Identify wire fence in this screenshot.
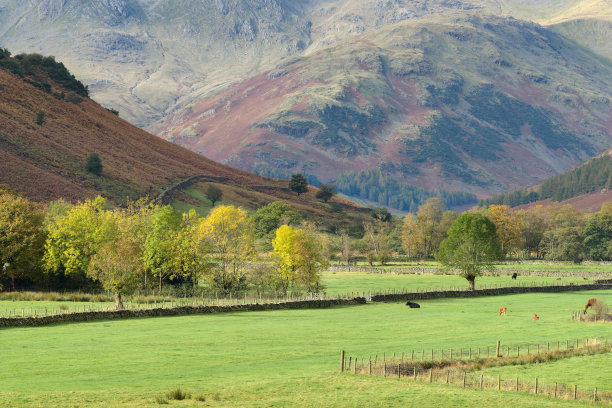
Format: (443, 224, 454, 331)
(341, 338, 611, 404)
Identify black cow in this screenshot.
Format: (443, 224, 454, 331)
(511, 272, 518, 280)
(406, 301, 420, 308)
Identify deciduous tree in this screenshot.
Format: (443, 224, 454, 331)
(436, 213, 503, 290)
(199, 205, 255, 293)
(272, 224, 327, 294)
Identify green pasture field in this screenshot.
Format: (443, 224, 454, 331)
(0, 273, 597, 317)
(474, 353, 612, 389)
(320, 272, 594, 296)
(1, 290, 610, 407)
(347, 261, 612, 273)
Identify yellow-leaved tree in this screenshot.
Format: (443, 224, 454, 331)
(488, 205, 521, 257)
(272, 224, 328, 294)
(198, 205, 255, 293)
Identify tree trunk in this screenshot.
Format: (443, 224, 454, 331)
(115, 292, 124, 310)
(467, 276, 475, 291)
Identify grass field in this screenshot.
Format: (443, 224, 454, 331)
(0, 273, 598, 317)
(1, 290, 610, 407)
(320, 272, 594, 296)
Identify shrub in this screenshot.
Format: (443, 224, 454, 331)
(86, 153, 103, 176)
(35, 111, 45, 126)
(66, 91, 83, 104)
(194, 394, 206, 402)
(166, 387, 190, 400)
(154, 395, 168, 404)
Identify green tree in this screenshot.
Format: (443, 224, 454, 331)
(315, 184, 336, 203)
(44, 196, 110, 280)
(583, 204, 612, 261)
(0, 189, 46, 290)
(143, 205, 182, 291)
(253, 202, 301, 243)
(169, 210, 211, 289)
(289, 173, 308, 196)
(436, 213, 503, 290)
(86, 153, 103, 176)
(205, 185, 223, 206)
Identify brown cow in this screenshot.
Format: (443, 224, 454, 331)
(533, 313, 539, 321)
(584, 298, 597, 314)
(499, 307, 507, 316)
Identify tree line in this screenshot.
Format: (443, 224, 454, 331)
(481, 155, 611, 207)
(1, 185, 609, 302)
(0, 187, 328, 308)
(334, 168, 477, 212)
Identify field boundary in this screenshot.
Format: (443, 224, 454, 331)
(341, 338, 611, 404)
(370, 283, 612, 302)
(0, 298, 366, 328)
(328, 265, 612, 278)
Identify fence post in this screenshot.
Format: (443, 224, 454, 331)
(429, 369, 433, 383)
(463, 372, 466, 388)
(411, 350, 414, 362)
(413, 367, 417, 381)
(368, 357, 372, 375)
(447, 370, 450, 384)
(384, 362, 387, 377)
(354, 358, 357, 374)
(594, 387, 597, 403)
(547, 342, 549, 353)
(535, 378, 538, 394)
(480, 374, 483, 389)
(498, 376, 501, 390)
(496, 341, 501, 358)
(574, 385, 577, 400)
(554, 383, 557, 398)
(516, 377, 519, 392)
(450, 349, 453, 361)
(397, 363, 401, 378)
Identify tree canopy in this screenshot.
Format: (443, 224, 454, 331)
(436, 212, 503, 290)
(289, 173, 308, 196)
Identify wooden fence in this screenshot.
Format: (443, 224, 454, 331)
(341, 338, 611, 404)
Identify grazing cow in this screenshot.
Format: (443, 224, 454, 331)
(511, 273, 518, 280)
(406, 301, 420, 308)
(533, 313, 539, 321)
(499, 307, 507, 316)
(584, 298, 597, 314)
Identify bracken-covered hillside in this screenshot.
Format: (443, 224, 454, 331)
(0, 55, 371, 232)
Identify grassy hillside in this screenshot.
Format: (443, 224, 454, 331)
(0, 54, 371, 231)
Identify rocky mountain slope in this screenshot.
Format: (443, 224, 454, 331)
(150, 14, 612, 202)
(1, 0, 611, 209)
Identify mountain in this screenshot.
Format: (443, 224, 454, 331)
(0, 52, 371, 232)
(480, 146, 612, 211)
(150, 14, 612, 204)
(1, 0, 611, 210)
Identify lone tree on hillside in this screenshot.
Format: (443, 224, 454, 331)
(436, 212, 503, 290)
(316, 184, 336, 203)
(289, 173, 308, 196)
(86, 153, 102, 176)
(206, 185, 223, 206)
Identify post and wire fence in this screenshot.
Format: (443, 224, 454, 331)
(340, 338, 611, 404)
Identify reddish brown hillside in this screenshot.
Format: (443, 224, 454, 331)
(0, 66, 370, 230)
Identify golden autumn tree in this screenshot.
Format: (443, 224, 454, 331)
(199, 205, 255, 293)
(488, 205, 521, 257)
(272, 224, 328, 294)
